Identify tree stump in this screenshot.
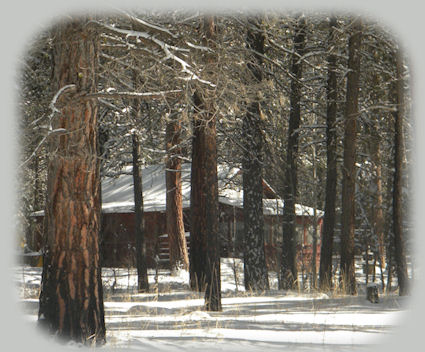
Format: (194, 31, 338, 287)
(367, 283, 379, 303)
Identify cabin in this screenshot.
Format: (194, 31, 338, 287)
(31, 163, 323, 270)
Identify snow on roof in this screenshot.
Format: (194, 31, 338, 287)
(218, 192, 322, 217)
(101, 164, 192, 214)
(101, 163, 323, 217)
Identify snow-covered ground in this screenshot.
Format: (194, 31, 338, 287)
(15, 258, 410, 351)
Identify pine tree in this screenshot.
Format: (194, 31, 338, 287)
(190, 92, 208, 291)
(132, 132, 149, 292)
(280, 15, 306, 290)
(319, 16, 338, 291)
(166, 111, 189, 272)
(189, 16, 222, 311)
(392, 49, 409, 296)
(38, 19, 106, 345)
(340, 18, 362, 295)
(242, 17, 269, 292)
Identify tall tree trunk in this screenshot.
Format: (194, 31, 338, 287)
(367, 71, 386, 278)
(38, 19, 105, 345)
(392, 50, 409, 296)
(189, 16, 221, 311)
(166, 112, 189, 272)
(132, 132, 149, 292)
(190, 101, 208, 291)
(340, 18, 362, 295)
(369, 119, 386, 291)
(203, 102, 221, 311)
(280, 16, 306, 290)
(319, 16, 338, 291)
(243, 17, 269, 292)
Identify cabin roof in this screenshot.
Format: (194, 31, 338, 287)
(101, 163, 323, 217)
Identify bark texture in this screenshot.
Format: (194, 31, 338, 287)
(319, 16, 338, 291)
(166, 113, 189, 272)
(369, 110, 386, 291)
(132, 132, 149, 292)
(340, 18, 362, 295)
(189, 16, 222, 311)
(280, 16, 305, 290)
(243, 18, 269, 292)
(190, 101, 208, 291)
(38, 19, 105, 345)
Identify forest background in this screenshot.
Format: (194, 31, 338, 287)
(2, 0, 425, 352)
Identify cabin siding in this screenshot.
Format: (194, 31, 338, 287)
(33, 205, 322, 270)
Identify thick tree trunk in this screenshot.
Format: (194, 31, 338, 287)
(190, 104, 208, 291)
(243, 18, 269, 292)
(166, 113, 189, 272)
(392, 50, 409, 296)
(132, 132, 149, 292)
(280, 16, 305, 290)
(319, 16, 338, 291)
(203, 103, 221, 311)
(190, 90, 222, 309)
(340, 18, 362, 295)
(38, 19, 105, 345)
(189, 16, 221, 311)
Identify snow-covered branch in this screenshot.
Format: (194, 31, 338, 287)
(120, 10, 178, 39)
(30, 84, 76, 127)
(186, 41, 212, 52)
(22, 85, 78, 167)
(94, 21, 215, 87)
(20, 128, 69, 167)
(49, 84, 77, 112)
(85, 89, 183, 100)
(267, 38, 324, 71)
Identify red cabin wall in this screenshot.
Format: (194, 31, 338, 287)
(32, 207, 322, 271)
(101, 212, 167, 268)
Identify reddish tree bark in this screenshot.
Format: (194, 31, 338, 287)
(38, 19, 105, 345)
(189, 16, 221, 311)
(166, 113, 189, 272)
(190, 102, 208, 291)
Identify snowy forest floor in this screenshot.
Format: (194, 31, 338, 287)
(15, 258, 411, 351)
